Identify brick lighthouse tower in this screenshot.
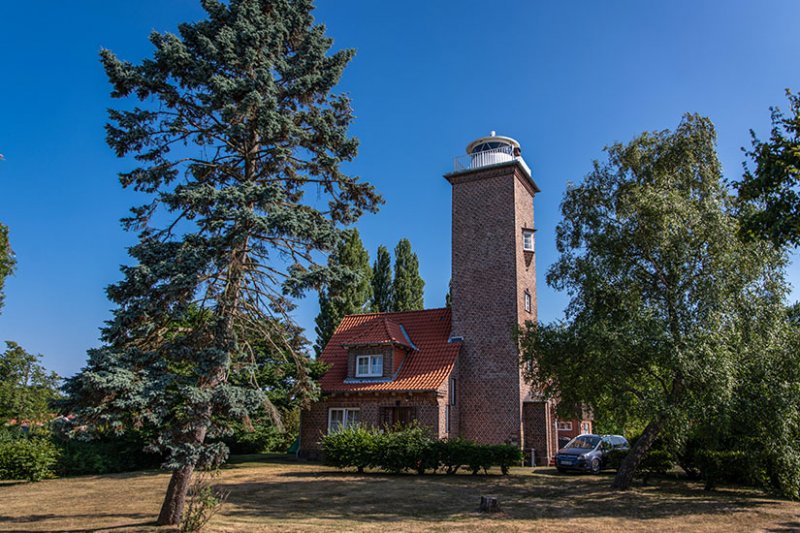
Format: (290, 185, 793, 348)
(445, 132, 540, 446)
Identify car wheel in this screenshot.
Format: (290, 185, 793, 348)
(590, 458, 601, 474)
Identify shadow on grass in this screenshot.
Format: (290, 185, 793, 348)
(0, 513, 156, 533)
(218, 467, 778, 525)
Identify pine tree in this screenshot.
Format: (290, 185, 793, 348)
(391, 238, 424, 311)
(62, 1, 380, 525)
(314, 229, 372, 355)
(371, 245, 392, 312)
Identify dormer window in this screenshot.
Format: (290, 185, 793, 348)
(522, 230, 534, 251)
(355, 354, 383, 377)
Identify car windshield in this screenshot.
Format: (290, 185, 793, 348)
(564, 436, 600, 449)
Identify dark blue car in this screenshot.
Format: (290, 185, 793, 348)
(555, 434, 629, 474)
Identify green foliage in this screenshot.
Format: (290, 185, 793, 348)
(55, 431, 163, 476)
(0, 341, 61, 422)
(0, 436, 59, 481)
(0, 222, 14, 314)
(320, 426, 520, 475)
(435, 437, 471, 474)
(466, 444, 494, 475)
(491, 444, 523, 475)
(375, 424, 435, 474)
(391, 239, 424, 311)
(691, 449, 751, 491)
(180, 470, 230, 533)
(371, 245, 392, 312)
(314, 229, 373, 355)
(62, 0, 381, 523)
(637, 450, 674, 480)
(517, 114, 788, 489)
(320, 424, 379, 473)
(221, 422, 288, 455)
(738, 89, 800, 248)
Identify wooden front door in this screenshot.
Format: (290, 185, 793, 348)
(381, 406, 417, 428)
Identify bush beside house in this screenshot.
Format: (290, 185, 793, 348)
(320, 425, 522, 475)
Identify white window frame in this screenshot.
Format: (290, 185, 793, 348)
(524, 290, 532, 313)
(449, 377, 457, 406)
(445, 404, 451, 434)
(522, 230, 534, 251)
(557, 421, 573, 431)
(355, 354, 383, 377)
(327, 408, 360, 433)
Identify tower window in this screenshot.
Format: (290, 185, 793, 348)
(524, 290, 532, 313)
(522, 230, 534, 251)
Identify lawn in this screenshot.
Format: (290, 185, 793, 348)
(1, 455, 798, 532)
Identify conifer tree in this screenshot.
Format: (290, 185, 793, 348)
(391, 238, 424, 311)
(371, 244, 392, 312)
(313, 229, 372, 355)
(62, 0, 380, 525)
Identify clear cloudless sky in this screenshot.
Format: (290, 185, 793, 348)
(2, 1, 800, 378)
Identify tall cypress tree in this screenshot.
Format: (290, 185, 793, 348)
(391, 238, 425, 311)
(313, 228, 372, 355)
(0, 223, 14, 314)
(371, 244, 392, 312)
(62, 1, 380, 525)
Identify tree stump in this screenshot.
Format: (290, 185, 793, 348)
(479, 495, 501, 513)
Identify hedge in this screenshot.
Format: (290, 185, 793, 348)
(320, 425, 522, 475)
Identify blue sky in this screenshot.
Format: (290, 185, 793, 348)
(1, 1, 799, 378)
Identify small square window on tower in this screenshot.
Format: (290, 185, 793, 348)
(522, 229, 534, 251)
(524, 290, 532, 313)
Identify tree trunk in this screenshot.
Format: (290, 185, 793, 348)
(611, 417, 664, 490)
(157, 463, 195, 526)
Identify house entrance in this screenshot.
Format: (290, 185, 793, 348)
(381, 406, 417, 427)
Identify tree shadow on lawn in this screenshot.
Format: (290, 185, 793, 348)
(0, 512, 156, 533)
(219, 467, 779, 525)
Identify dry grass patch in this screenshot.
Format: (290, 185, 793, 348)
(0, 455, 798, 532)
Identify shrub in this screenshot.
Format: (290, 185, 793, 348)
(0, 437, 59, 481)
(180, 470, 230, 533)
(320, 424, 379, 473)
(694, 449, 750, 490)
(466, 443, 493, 475)
(222, 423, 287, 455)
(375, 424, 435, 474)
(56, 434, 163, 476)
(436, 437, 471, 475)
(491, 444, 523, 475)
(637, 449, 674, 482)
(321, 425, 522, 476)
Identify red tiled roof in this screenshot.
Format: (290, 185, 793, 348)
(341, 316, 416, 350)
(319, 308, 460, 393)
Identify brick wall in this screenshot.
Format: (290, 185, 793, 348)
(447, 162, 536, 446)
(299, 391, 444, 458)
